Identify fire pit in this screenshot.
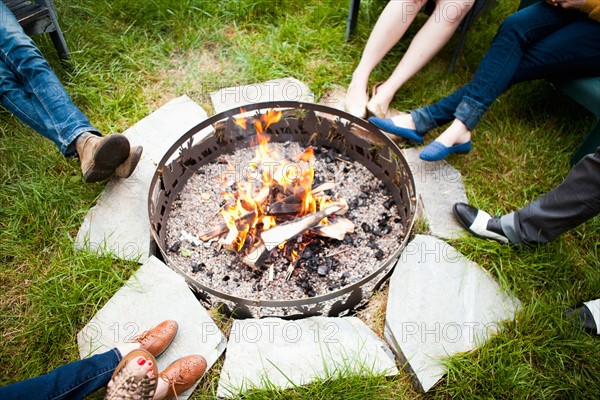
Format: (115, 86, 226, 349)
(148, 101, 416, 318)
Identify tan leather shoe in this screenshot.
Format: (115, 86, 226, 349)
(159, 355, 207, 399)
(76, 133, 130, 182)
(133, 320, 178, 357)
(114, 145, 143, 179)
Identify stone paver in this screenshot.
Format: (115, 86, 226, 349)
(77, 256, 227, 400)
(75, 95, 210, 262)
(210, 77, 314, 114)
(217, 316, 398, 398)
(402, 148, 468, 240)
(384, 234, 520, 392)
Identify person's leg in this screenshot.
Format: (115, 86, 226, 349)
(379, 2, 573, 138)
(0, 349, 122, 400)
(345, 0, 427, 117)
(367, 0, 476, 117)
(510, 17, 600, 84)
(425, 2, 580, 147)
(0, 2, 99, 156)
(0, 3, 143, 181)
(501, 147, 600, 245)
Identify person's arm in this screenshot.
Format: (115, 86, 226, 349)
(547, 0, 600, 21)
(581, 0, 600, 21)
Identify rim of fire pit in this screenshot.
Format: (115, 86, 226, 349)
(148, 101, 417, 317)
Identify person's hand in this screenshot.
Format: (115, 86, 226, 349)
(545, 0, 587, 10)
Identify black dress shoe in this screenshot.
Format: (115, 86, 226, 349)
(453, 202, 509, 244)
(567, 305, 598, 335)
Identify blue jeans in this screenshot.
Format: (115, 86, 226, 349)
(411, 2, 600, 134)
(0, 348, 121, 400)
(0, 2, 99, 156)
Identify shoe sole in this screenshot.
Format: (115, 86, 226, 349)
(94, 134, 130, 169)
(83, 135, 130, 183)
(83, 168, 117, 183)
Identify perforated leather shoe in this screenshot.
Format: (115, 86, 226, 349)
(133, 320, 178, 357)
(159, 355, 207, 399)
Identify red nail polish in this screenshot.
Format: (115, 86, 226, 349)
(137, 357, 146, 365)
(147, 361, 153, 366)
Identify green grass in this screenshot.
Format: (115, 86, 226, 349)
(2, 0, 600, 398)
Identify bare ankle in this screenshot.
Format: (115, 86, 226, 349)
(436, 123, 472, 147)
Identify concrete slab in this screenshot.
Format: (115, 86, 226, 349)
(217, 316, 398, 398)
(75, 95, 210, 262)
(402, 148, 468, 240)
(77, 256, 227, 400)
(210, 77, 314, 114)
(385, 235, 520, 392)
(317, 84, 346, 112)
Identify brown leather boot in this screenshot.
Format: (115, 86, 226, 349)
(76, 133, 130, 182)
(132, 320, 179, 357)
(159, 355, 207, 399)
(114, 145, 143, 179)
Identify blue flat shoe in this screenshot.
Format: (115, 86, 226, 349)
(368, 117, 424, 144)
(419, 140, 472, 161)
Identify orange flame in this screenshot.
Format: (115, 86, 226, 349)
(218, 108, 340, 265)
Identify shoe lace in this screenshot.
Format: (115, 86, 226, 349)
(127, 329, 150, 344)
(161, 374, 187, 400)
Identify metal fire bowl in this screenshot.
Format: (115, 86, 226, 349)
(148, 101, 416, 318)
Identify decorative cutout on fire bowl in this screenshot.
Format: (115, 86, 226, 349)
(148, 101, 416, 318)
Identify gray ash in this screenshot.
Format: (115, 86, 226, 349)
(165, 142, 404, 302)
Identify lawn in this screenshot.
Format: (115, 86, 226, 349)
(1, 0, 599, 398)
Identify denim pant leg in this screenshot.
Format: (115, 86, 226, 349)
(411, 2, 576, 133)
(0, 3, 99, 156)
(0, 348, 121, 400)
(511, 17, 600, 83)
(501, 147, 600, 245)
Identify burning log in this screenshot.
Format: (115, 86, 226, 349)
(198, 182, 336, 241)
(313, 217, 355, 240)
(221, 225, 240, 251)
(266, 202, 303, 215)
(243, 241, 269, 269)
(243, 203, 344, 269)
(261, 203, 343, 251)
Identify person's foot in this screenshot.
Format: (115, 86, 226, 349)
(106, 349, 158, 400)
(366, 82, 395, 118)
(76, 133, 130, 182)
(131, 320, 179, 357)
(420, 119, 472, 161)
(115, 145, 144, 179)
(419, 140, 472, 161)
(368, 114, 423, 143)
(344, 80, 369, 118)
(434, 118, 472, 147)
(154, 355, 207, 400)
(567, 305, 598, 335)
(453, 202, 509, 244)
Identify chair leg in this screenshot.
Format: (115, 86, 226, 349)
(449, 1, 481, 72)
(38, 0, 71, 62)
(571, 120, 600, 165)
(345, 0, 361, 42)
(49, 29, 70, 62)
